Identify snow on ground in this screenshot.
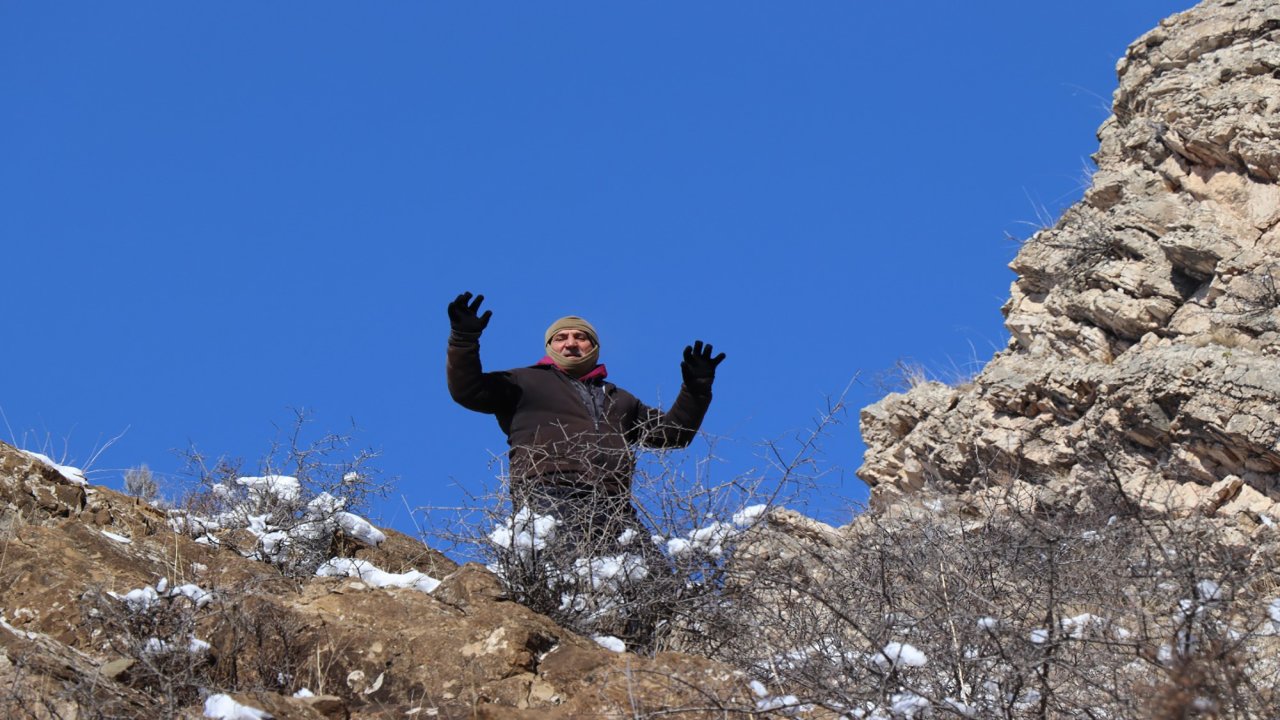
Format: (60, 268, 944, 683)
(593, 635, 626, 652)
(142, 636, 211, 656)
(106, 578, 217, 658)
(109, 578, 215, 611)
(169, 582, 216, 608)
(100, 530, 132, 543)
(18, 449, 87, 485)
(756, 692, 802, 713)
(315, 557, 441, 593)
(111, 584, 161, 613)
(889, 692, 931, 718)
(749, 680, 806, 715)
(203, 693, 270, 719)
(1059, 613, 1106, 639)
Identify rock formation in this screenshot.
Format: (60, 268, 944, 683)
(859, 0, 1280, 524)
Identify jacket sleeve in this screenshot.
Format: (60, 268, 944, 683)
(632, 385, 712, 449)
(446, 332, 520, 415)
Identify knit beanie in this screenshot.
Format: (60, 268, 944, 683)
(544, 315, 600, 376)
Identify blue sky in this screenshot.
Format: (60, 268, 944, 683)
(2, 2, 1191, 535)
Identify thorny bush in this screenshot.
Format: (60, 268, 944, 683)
(80, 576, 332, 717)
(84, 578, 216, 716)
(173, 409, 390, 578)
(701, 484, 1280, 719)
(431, 397, 846, 657)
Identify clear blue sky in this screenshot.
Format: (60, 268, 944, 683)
(2, 2, 1191, 534)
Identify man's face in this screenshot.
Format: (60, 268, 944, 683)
(549, 329, 595, 358)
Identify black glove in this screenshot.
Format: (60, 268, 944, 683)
(681, 340, 726, 395)
(448, 292, 492, 337)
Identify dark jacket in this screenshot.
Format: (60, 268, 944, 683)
(447, 333, 712, 495)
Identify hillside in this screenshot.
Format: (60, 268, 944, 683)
(4, 0, 1280, 717)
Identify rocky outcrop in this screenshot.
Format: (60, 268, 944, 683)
(859, 0, 1280, 523)
(0, 441, 754, 718)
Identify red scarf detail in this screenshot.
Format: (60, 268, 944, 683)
(538, 355, 608, 381)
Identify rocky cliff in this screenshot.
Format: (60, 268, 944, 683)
(859, 0, 1280, 524)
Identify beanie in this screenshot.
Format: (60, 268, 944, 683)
(544, 316, 599, 346)
(544, 316, 600, 376)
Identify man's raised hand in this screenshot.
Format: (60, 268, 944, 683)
(448, 292, 492, 337)
(681, 340, 726, 395)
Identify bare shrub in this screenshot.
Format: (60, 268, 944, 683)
(202, 580, 312, 695)
(83, 579, 215, 716)
(173, 409, 390, 577)
(432, 395, 848, 657)
(76, 575, 337, 716)
(123, 464, 159, 503)
(459, 452, 775, 655)
(699, 490, 1280, 718)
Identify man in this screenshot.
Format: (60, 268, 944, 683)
(446, 291, 725, 545)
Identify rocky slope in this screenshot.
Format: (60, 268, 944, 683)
(859, 0, 1280, 524)
(7, 1, 1278, 718)
(0, 441, 754, 719)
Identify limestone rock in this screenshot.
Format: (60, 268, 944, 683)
(859, 0, 1280, 525)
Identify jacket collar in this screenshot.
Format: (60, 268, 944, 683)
(537, 355, 608, 381)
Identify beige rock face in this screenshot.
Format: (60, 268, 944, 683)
(858, 0, 1280, 522)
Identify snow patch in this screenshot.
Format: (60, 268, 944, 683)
(203, 693, 270, 719)
(890, 692, 931, 717)
(315, 557, 441, 593)
(19, 450, 87, 486)
(874, 642, 927, 669)
(732, 504, 768, 527)
(593, 635, 626, 652)
(235, 474, 301, 503)
(489, 507, 558, 555)
(109, 578, 215, 611)
(1060, 613, 1106, 639)
(335, 511, 386, 546)
(756, 693, 802, 714)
